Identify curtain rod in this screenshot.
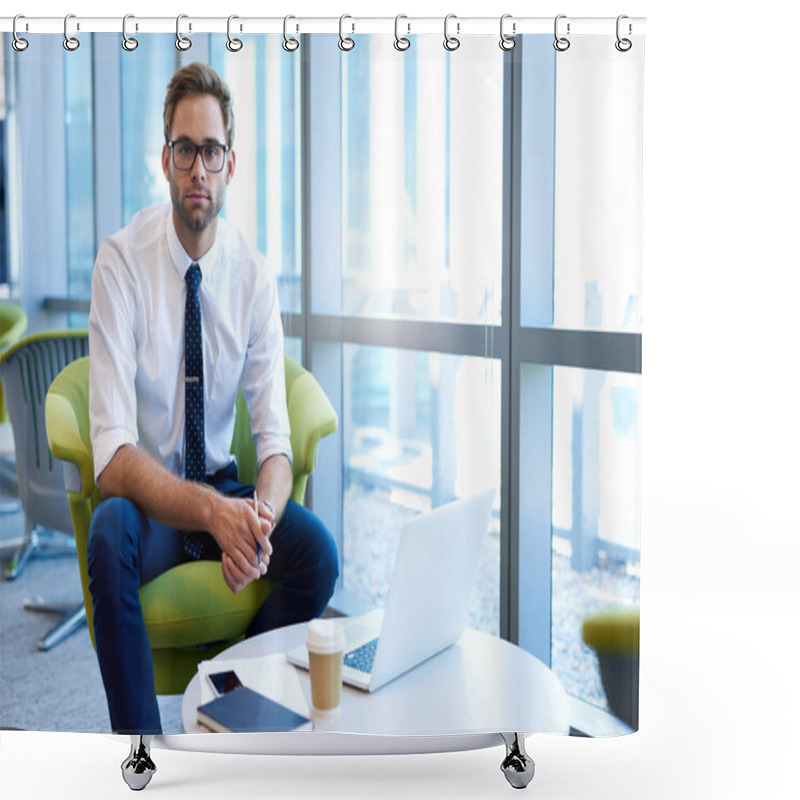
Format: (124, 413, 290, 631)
(0, 16, 646, 37)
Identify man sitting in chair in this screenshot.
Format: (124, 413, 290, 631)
(87, 63, 338, 734)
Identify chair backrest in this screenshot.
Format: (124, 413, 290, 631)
(0, 303, 29, 422)
(0, 330, 89, 532)
(230, 356, 338, 501)
(0, 303, 28, 349)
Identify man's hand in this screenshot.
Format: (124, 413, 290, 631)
(210, 496, 272, 594)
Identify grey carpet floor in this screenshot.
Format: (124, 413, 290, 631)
(0, 488, 183, 733)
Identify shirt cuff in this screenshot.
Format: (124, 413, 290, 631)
(256, 435, 293, 472)
(92, 428, 138, 484)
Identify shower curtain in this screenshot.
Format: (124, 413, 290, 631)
(0, 18, 644, 741)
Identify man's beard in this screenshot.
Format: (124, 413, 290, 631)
(170, 181, 223, 232)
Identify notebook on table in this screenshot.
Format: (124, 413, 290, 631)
(287, 489, 495, 692)
(197, 686, 313, 733)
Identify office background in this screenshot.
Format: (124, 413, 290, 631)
(2, 0, 799, 798)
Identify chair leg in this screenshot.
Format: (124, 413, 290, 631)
(23, 599, 87, 651)
(4, 523, 77, 580)
(5, 521, 38, 579)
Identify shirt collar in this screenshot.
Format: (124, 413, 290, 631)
(166, 204, 222, 280)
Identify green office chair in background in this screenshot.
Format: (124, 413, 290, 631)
(0, 330, 90, 650)
(0, 303, 28, 514)
(582, 608, 640, 729)
(0, 303, 28, 423)
(46, 354, 338, 694)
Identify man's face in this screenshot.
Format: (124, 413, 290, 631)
(161, 94, 235, 235)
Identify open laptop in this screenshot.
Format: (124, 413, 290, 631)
(287, 489, 495, 692)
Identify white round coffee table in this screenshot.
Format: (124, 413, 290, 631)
(169, 622, 568, 756)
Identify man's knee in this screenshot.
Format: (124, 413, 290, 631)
(286, 501, 339, 596)
(87, 496, 142, 576)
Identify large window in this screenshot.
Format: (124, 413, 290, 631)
(520, 364, 640, 710)
(3, 32, 642, 719)
(212, 35, 302, 314)
(120, 35, 176, 225)
(329, 35, 505, 636)
(514, 35, 642, 713)
(64, 37, 95, 321)
(342, 344, 501, 634)
(340, 35, 502, 325)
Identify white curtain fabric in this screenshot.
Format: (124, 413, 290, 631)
(1, 27, 643, 738)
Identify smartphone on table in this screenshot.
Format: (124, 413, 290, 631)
(207, 670, 243, 698)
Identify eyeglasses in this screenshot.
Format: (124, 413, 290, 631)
(168, 139, 229, 173)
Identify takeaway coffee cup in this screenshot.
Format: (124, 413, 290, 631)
(306, 618, 345, 713)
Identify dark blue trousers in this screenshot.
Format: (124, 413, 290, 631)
(86, 462, 338, 734)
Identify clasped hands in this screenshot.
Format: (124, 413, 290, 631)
(210, 495, 275, 594)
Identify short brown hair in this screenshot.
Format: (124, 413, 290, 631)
(163, 62, 235, 146)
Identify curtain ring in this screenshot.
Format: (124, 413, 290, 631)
(12, 15, 29, 52)
(553, 14, 570, 51)
(122, 14, 139, 51)
(615, 15, 632, 52)
(394, 14, 410, 52)
(227, 15, 243, 52)
(64, 14, 80, 51)
(499, 14, 515, 51)
(283, 15, 299, 52)
(175, 14, 192, 51)
(443, 14, 460, 51)
(339, 14, 355, 51)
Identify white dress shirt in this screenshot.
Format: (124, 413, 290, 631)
(89, 203, 292, 484)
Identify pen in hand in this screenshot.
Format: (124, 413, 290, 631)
(254, 489, 261, 567)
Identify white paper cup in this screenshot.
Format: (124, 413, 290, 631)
(306, 618, 345, 713)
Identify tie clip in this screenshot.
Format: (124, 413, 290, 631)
(185, 376, 200, 383)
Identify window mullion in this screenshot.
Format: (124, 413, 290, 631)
(92, 33, 122, 249)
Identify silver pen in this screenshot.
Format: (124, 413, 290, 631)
(254, 489, 261, 566)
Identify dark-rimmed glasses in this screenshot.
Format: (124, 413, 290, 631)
(167, 139, 229, 173)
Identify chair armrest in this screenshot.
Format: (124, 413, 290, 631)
(287, 372, 338, 478)
(45, 391, 95, 500)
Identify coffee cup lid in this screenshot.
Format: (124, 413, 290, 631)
(306, 618, 345, 653)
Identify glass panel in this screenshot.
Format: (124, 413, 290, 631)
(517, 35, 556, 329)
(342, 344, 500, 635)
(340, 35, 502, 324)
(519, 36, 642, 333)
(212, 35, 302, 314)
(64, 36, 95, 303)
(120, 35, 176, 224)
(552, 40, 643, 333)
(283, 336, 302, 366)
(551, 364, 640, 709)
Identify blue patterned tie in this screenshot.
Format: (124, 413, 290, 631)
(183, 263, 206, 559)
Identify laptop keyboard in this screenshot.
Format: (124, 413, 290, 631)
(343, 637, 379, 674)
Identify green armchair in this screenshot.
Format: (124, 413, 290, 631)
(45, 355, 337, 694)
